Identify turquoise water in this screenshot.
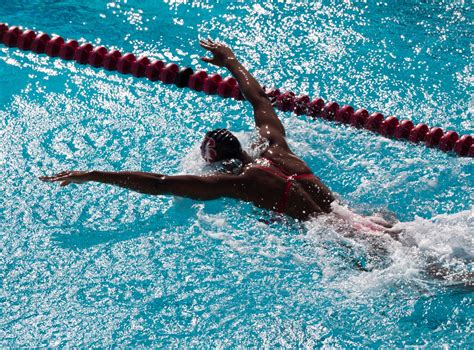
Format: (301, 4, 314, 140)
(1, 0, 473, 347)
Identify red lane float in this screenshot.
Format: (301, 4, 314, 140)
(145, 60, 164, 80)
(0, 23, 8, 42)
(453, 135, 472, 156)
(88, 46, 107, 67)
(203, 74, 222, 95)
(131, 56, 150, 77)
(321, 102, 339, 120)
(425, 127, 444, 147)
(160, 63, 179, 84)
(1, 23, 472, 157)
(59, 40, 79, 60)
(276, 91, 295, 112)
(117, 53, 136, 74)
(31, 33, 51, 54)
(307, 98, 324, 118)
(45, 36, 65, 57)
(335, 105, 354, 124)
(103, 50, 121, 70)
(394, 120, 414, 139)
(217, 77, 237, 98)
(365, 113, 384, 132)
(293, 95, 310, 115)
(350, 109, 368, 128)
(17, 30, 36, 50)
(74, 43, 93, 64)
(2, 26, 22, 47)
(188, 70, 207, 91)
(380, 116, 399, 137)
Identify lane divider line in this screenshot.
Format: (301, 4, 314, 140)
(1, 23, 472, 157)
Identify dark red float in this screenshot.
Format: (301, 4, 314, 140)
(17, 30, 36, 51)
(74, 43, 93, 64)
(350, 108, 369, 128)
(203, 74, 222, 95)
(103, 50, 122, 70)
(145, 60, 164, 81)
(232, 85, 244, 100)
(88, 46, 107, 67)
(0, 23, 8, 42)
(409, 123, 429, 142)
(365, 113, 384, 132)
(188, 70, 208, 91)
(425, 127, 444, 147)
(380, 116, 399, 137)
(394, 120, 414, 139)
(293, 95, 310, 115)
(2, 26, 22, 47)
(217, 77, 237, 98)
(276, 92, 296, 112)
(264, 87, 281, 104)
(117, 53, 136, 74)
(321, 102, 339, 120)
(59, 40, 79, 60)
(453, 135, 473, 156)
(31, 33, 51, 54)
(160, 63, 179, 84)
(131, 56, 151, 77)
(307, 98, 324, 118)
(334, 105, 354, 124)
(438, 131, 459, 152)
(45, 36, 65, 57)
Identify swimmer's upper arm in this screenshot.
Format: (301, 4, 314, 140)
(162, 173, 251, 201)
(252, 95, 289, 149)
(222, 59, 288, 149)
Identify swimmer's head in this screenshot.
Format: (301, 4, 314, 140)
(200, 129, 243, 163)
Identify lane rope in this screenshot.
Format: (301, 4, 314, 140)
(1, 23, 472, 157)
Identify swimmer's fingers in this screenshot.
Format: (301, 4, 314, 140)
(39, 174, 69, 182)
(39, 171, 89, 184)
(200, 56, 215, 64)
(39, 171, 74, 181)
(199, 39, 216, 51)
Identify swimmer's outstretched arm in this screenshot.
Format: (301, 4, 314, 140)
(39, 171, 249, 200)
(199, 38, 289, 148)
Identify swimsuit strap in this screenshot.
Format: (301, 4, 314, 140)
(257, 157, 315, 214)
(277, 181, 294, 213)
(262, 157, 292, 176)
(292, 173, 315, 180)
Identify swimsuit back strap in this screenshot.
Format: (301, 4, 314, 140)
(292, 173, 314, 180)
(262, 157, 292, 176)
(276, 181, 293, 213)
(256, 159, 315, 213)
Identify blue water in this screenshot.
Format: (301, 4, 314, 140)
(1, 0, 473, 347)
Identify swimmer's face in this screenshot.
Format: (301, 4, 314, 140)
(200, 129, 242, 164)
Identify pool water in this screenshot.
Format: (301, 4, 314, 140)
(1, 0, 473, 347)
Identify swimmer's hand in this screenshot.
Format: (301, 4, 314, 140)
(39, 171, 91, 187)
(199, 38, 236, 67)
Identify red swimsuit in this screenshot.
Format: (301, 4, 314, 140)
(254, 157, 314, 213)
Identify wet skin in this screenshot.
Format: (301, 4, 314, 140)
(40, 39, 335, 221)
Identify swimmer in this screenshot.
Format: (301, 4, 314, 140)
(38, 39, 384, 226)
